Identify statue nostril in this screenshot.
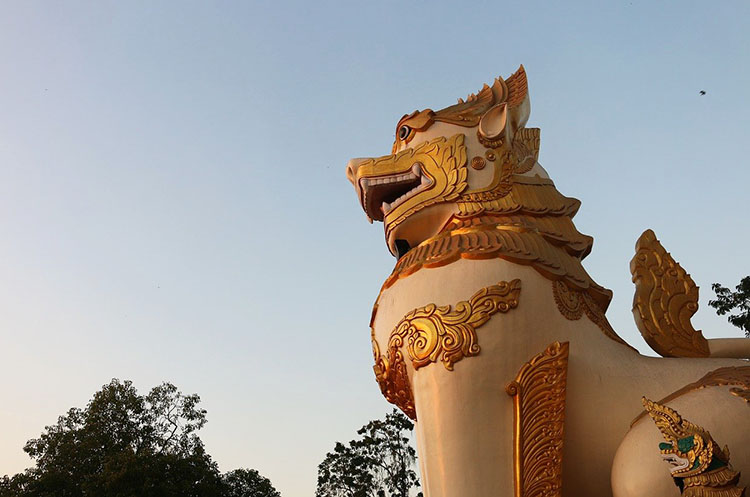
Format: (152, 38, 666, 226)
(346, 158, 370, 186)
(346, 160, 361, 186)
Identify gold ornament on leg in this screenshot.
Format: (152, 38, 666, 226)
(506, 341, 569, 497)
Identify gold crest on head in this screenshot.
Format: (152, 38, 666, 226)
(392, 65, 530, 152)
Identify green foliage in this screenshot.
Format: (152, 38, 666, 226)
(223, 468, 281, 497)
(0, 379, 280, 497)
(709, 276, 750, 337)
(315, 410, 421, 497)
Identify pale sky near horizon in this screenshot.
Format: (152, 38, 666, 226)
(1, 1, 749, 496)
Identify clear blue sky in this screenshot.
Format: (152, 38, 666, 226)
(1, 1, 748, 496)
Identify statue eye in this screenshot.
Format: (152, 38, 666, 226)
(398, 125, 412, 141)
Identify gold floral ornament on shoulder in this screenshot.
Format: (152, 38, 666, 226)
(372, 280, 521, 419)
(398, 279, 521, 370)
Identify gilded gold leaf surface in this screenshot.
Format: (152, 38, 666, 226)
(356, 133, 468, 231)
(631, 229, 710, 358)
(399, 280, 521, 371)
(506, 341, 569, 497)
(371, 281, 521, 419)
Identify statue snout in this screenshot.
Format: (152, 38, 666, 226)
(346, 157, 369, 186)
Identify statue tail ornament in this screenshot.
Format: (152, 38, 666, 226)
(631, 230, 750, 359)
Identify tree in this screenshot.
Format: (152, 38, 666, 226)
(223, 469, 281, 497)
(315, 410, 421, 497)
(709, 276, 750, 337)
(0, 379, 280, 497)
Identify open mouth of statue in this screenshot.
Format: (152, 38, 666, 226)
(359, 163, 433, 222)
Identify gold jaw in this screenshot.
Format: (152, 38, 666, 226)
(353, 133, 469, 243)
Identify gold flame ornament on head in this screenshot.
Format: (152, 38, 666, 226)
(643, 398, 745, 497)
(391, 65, 530, 153)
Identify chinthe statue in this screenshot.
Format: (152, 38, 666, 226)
(345, 66, 750, 497)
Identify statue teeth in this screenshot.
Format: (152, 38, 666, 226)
(421, 175, 429, 185)
(382, 201, 391, 213)
(411, 163, 421, 176)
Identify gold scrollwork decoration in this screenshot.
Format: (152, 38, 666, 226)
(372, 338, 416, 420)
(506, 341, 569, 497)
(371, 280, 522, 419)
(470, 156, 486, 170)
(400, 279, 521, 371)
(631, 229, 710, 358)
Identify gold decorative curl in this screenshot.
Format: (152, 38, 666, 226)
(631, 229, 710, 358)
(470, 156, 486, 170)
(506, 341, 569, 497)
(400, 280, 521, 370)
(371, 281, 521, 419)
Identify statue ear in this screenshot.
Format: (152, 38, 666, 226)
(478, 103, 507, 141)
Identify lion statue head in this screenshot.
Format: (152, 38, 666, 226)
(346, 66, 547, 258)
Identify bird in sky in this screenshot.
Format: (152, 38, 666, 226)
(699, 90, 706, 95)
